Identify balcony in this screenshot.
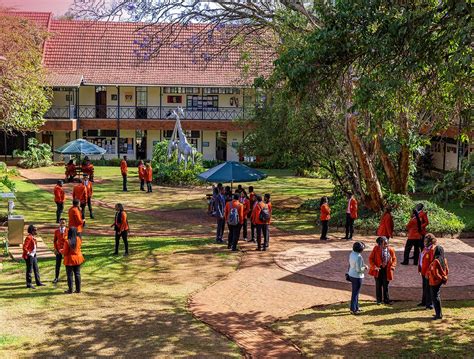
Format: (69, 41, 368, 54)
(45, 105, 246, 121)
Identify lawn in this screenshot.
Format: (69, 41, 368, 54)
(274, 301, 474, 358)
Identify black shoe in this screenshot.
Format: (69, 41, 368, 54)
(320, 238, 328, 240)
(384, 301, 393, 305)
(346, 237, 352, 241)
(432, 315, 442, 320)
(376, 302, 382, 305)
(231, 249, 238, 252)
(400, 262, 409, 265)
(74, 290, 81, 294)
(426, 305, 433, 310)
(124, 252, 129, 257)
(417, 302, 425, 307)
(90, 215, 94, 219)
(36, 282, 46, 287)
(27, 285, 36, 289)
(256, 248, 261, 251)
(64, 290, 72, 294)
(52, 278, 58, 284)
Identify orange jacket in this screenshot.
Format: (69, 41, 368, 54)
(84, 181, 93, 198)
(114, 210, 129, 233)
(68, 206, 84, 233)
(320, 203, 331, 221)
(138, 164, 146, 180)
(65, 163, 77, 177)
(368, 246, 397, 281)
(427, 258, 449, 286)
(62, 237, 85, 266)
(120, 159, 128, 175)
(73, 183, 88, 204)
(348, 198, 358, 219)
(240, 198, 251, 217)
(376, 212, 394, 238)
(54, 227, 68, 252)
(406, 216, 422, 240)
(224, 200, 244, 225)
(54, 185, 65, 203)
(145, 166, 153, 182)
(419, 210, 429, 236)
(419, 245, 436, 277)
(22, 234, 37, 260)
(251, 202, 272, 225)
(82, 163, 94, 176)
(249, 192, 256, 207)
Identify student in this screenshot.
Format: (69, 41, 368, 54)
(112, 203, 129, 256)
(145, 162, 153, 193)
(320, 196, 330, 240)
(418, 233, 437, 309)
(377, 206, 394, 239)
(53, 218, 68, 284)
(54, 180, 65, 223)
(120, 155, 128, 192)
(262, 193, 272, 249)
(22, 225, 45, 289)
(83, 174, 94, 219)
(344, 192, 358, 240)
(427, 245, 449, 320)
(68, 199, 84, 237)
(417, 203, 429, 239)
(368, 237, 397, 305)
(224, 186, 232, 203)
(65, 159, 77, 183)
(81, 157, 95, 182)
(239, 191, 251, 241)
(248, 186, 256, 242)
(401, 209, 423, 265)
(224, 193, 244, 251)
(61, 227, 85, 294)
(251, 194, 272, 251)
(72, 178, 88, 220)
(138, 160, 146, 191)
(348, 241, 367, 314)
(215, 187, 226, 244)
(235, 184, 247, 197)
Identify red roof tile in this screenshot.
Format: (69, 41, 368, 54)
(4, 11, 52, 29)
(45, 72, 83, 87)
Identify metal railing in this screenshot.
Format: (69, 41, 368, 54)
(44, 105, 77, 119)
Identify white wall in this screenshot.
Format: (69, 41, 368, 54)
(147, 130, 161, 160)
(202, 131, 216, 160)
(226, 130, 243, 162)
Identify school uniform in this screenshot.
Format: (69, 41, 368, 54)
(54, 185, 65, 223)
(403, 217, 423, 264)
(418, 244, 436, 308)
(145, 166, 153, 193)
(248, 192, 256, 241)
(53, 227, 68, 281)
(320, 203, 331, 240)
(419, 210, 429, 238)
(82, 163, 94, 182)
(73, 183, 88, 219)
(345, 197, 358, 239)
(240, 197, 251, 240)
(138, 164, 146, 191)
(376, 212, 394, 239)
(427, 258, 449, 318)
(22, 234, 42, 288)
(68, 206, 84, 236)
(65, 163, 77, 182)
(368, 245, 397, 304)
(120, 160, 128, 191)
(251, 201, 272, 250)
(84, 180, 94, 218)
(224, 200, 244, 251)
(215, 194, 226, 243)
(114, 210, 129, 255)
(62, 237, 85, 293)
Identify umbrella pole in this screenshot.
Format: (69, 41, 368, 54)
(231, 180, 233, 192)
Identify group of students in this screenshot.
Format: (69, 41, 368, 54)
(212, 184, 272, 252)
(65, 157, 94, 183)
(319, 192, 359, 241)
(120, 155, 153, 193)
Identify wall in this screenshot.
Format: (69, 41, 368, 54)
(202, 131, 216, 160)
(147, 130, 161, 160)
(226, 130, 244, 162)
(119, 129, 136, 160)
(78, 86, 95, 106)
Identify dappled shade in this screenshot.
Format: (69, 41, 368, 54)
(198, 161, 267, 183)
(54, 139, 106, 155)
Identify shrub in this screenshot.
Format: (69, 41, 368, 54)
(13, 138, 53, 168)
(202, 159, 224, 169)
(151, 140, 205, 186)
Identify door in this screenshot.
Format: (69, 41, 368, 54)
(136, 87, 148, 119)
(95, 87, 107, 118)
(216, 131, 227, 161)
(136, 130, 147, 159)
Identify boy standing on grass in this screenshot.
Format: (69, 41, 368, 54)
(53, 218, 68, 284)
(83, 174, 94, 219)
(344, 192, 358, 240)
(54, 180, 65, 223)
(120, 155, 128, 192)
(145, 162, 153, 193)
(68, 199, 85, 238)
(138, 160, 146, 191)
(23, 225, 45, 289)
(72, 177, 88, 220)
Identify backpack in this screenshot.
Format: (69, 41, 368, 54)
(227, 205, 240, 226)
(259, 203, 270, 222)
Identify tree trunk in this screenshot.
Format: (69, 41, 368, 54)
(375, 134, 400, 193)
(397, 113, 410, 194)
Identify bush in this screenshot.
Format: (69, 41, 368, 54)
(202, 159, 224, 169)
(13, 138, 53, 168)
(151, 140, 205, 186)
(301, 193, 465, 235)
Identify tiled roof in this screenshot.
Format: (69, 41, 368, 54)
(5, 11, 52, 29)
(45, 72, 83, 87)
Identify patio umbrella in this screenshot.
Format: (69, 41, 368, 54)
(54, 139, 106, 156)
(198, 161, 267, 188)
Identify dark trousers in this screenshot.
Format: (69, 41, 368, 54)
(241, 218, 248, 240)
(87, 197, 93, 218)
(421, 276, 432, 306)
(26, 255, 41, 286)
(56, 202, 64, 223)
(66, 265, 81, 293)
(349, 276, 362, 312)
(403, 239, 423, 264)
(250, 222, 256, 241)
(375, 267, 390, 303)
(80, 202, 86, 220)
(216, 217, 225, 242)
(146, 181, 152, 192)
(115, 230, 129, 254)
(55, 253, 63, 280)
(345, 214, 354, 239)
(256, 224, 269, 250)
(430, 283, 443, 318)
(140, 179, 145, 191)
(228, 224, 242, 251)
(122, 174, 128, 191)
(321, 220, 329, 239)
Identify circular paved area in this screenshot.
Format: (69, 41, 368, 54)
(275, 245, 474, 288)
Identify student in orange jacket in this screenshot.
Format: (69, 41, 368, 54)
(377, 206, 394, 239)
(401, 209, 423, 265)
(417, 203, 429, 238)
(73, 178, 88, 219)
(224, 193, 244, 251)
(239, 191, 251, 241)
(368, 237, 397, 304)
(248, 186, 257, 242)
(53, 218, 68, 284)
(418, 233, 437, 309)
(251, 194, 273, 251)
(320, 196, 331, 240)
(81, 157, 95, 182)
(344, 192, 358, 240)
(54, 180, 65, 223)
(138, 160, 146, 191)
(61, 227, 85, 294)
(83, 174, 94, 219)
(145, 162, 153, 193)
(65, 159, 77, 183)
(68, 199, 85, 236)
(112, 203, 129, 256)
(427, 245, 449, 320)
(120, 155, 128, 192)
(22, 225, 45, 289)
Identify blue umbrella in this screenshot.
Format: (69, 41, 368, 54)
(54, 139, 106, 155)
(198, 161, 267, 185)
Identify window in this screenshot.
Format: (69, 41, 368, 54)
(163, 87, 199, 94)
(431, 143, 441, 153)
(83, 130, 117, 137)
(163, 130, 174, 139)
(203, 87, 240, 94)
(95, 86, 106, 93)
(167, 95, 183, 103)
(447, 146, 457, 154)
(186, 95, 218, 110)
(136, 87, 147, 107)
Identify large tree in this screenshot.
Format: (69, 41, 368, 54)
(0, 12, 52, 133)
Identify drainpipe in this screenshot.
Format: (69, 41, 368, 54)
(117, 86, 121, 159)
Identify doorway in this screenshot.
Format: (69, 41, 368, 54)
(136, 130, 147, 159)
(216, 131, 227, 161)
(95, 86, 107, 118)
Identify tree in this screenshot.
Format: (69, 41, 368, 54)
(0, 12, 52, 133)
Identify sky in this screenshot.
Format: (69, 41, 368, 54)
(0, 0, 73, 15)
